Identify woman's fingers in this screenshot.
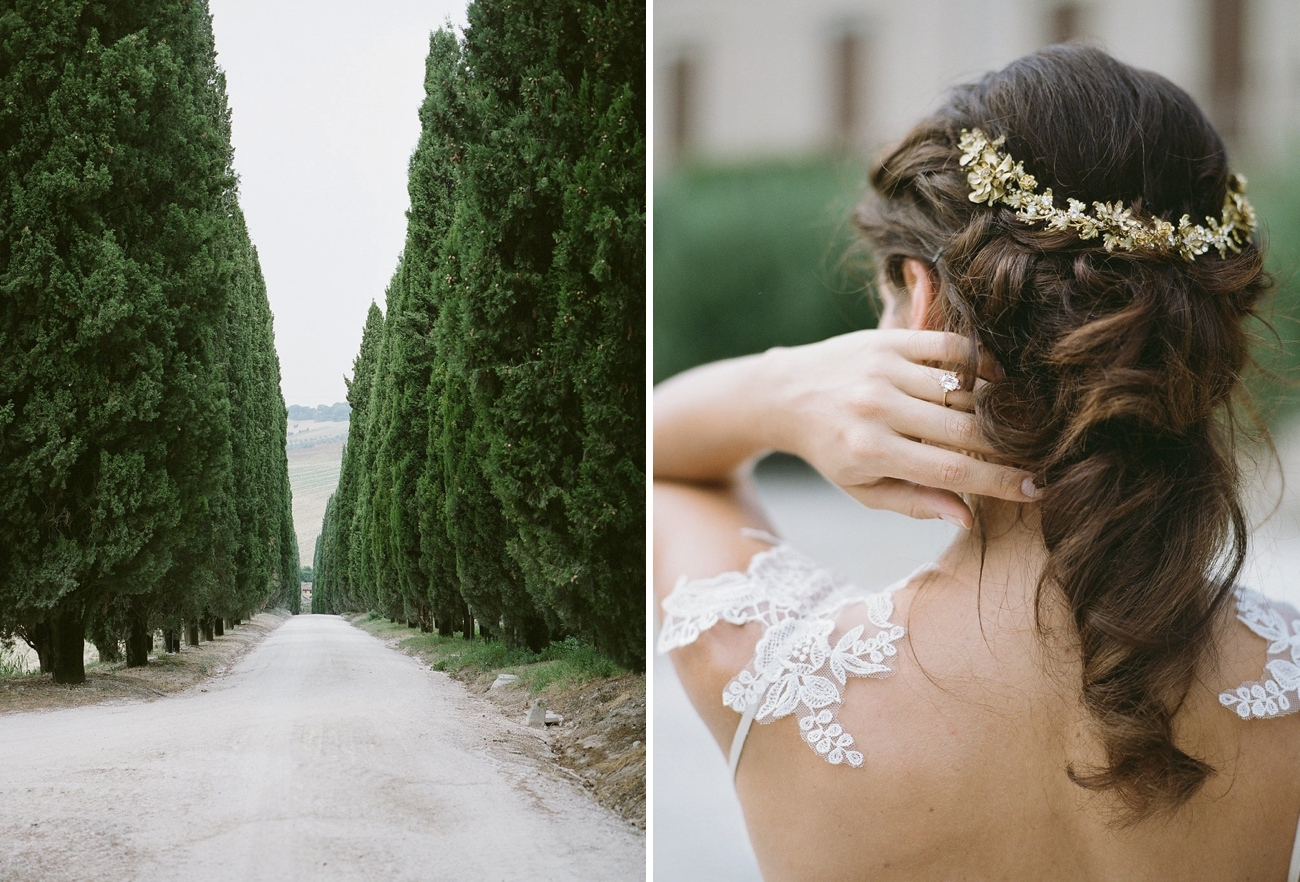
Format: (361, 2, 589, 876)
(894, 330, 1004, 381)
(887, 395, 998, 456)
(841, 478, 974, 528)
(893, 361, 988, 410)
(882, 435, 1039, 502)
(896, 330, 972, 366)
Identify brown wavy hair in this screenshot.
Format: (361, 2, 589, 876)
(856, 45, 1272, 819)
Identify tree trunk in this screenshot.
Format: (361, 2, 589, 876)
(24, 621, 53, 673)
(462, 603, 475, 641)
(164, 629, 179, 653)
(202, 617, 214, 642)
(214, 618, 224, 637)
(187, 621, 199, 646)
(126, 613, 150, 668)
(520, 614, 550, 654)
(92, 637, 123, 664)
(50, 610, 86, 685)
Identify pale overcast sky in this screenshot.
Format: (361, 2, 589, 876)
(208, 0, 470, 408)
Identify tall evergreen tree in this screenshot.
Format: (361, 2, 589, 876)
(0, 2, 302, 677)
(316, 303, 384, 614)
(312, 494, 339, 614)
(412, 30, 477, 637)
(442, 0, 645, 664)
(0, 0, 242, 682)
(313, 1, 644, 668)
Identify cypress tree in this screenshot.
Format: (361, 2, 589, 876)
(312, 493, 338, 614)
(224, 238, 296, 618)
(440, 0, 645, 664)
(1, 2, 300, 673)
(368, 259, 434, 627)
(411, 30, 476, 637)
(314, 2, 644, 665)
(354, 274, 402, 618)
(318, 303, 384, 614)
(0, 0, 243, 682)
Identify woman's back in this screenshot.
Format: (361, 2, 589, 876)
(667, 505, 1300, 880)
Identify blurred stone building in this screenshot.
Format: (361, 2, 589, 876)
(654, 0, 1300, 170)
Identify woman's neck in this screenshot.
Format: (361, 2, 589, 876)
(931, 498, 1052, 621)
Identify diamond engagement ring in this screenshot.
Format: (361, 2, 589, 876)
(940, 371, 961, 407)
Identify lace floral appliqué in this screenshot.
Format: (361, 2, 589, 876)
(658, 542, 908, 768)
(1219, 587, 1300, 719)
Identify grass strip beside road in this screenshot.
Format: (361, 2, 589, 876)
(352, 613, 624, 691)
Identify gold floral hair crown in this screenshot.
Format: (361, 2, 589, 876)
(958, 128, 1256, 261)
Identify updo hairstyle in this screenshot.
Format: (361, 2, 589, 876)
(856, 44, 1273, 820)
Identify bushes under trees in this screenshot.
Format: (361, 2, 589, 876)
(0, 0, 296, 682)
(653, 161, 877, 384)
(314, 0, 645, 668)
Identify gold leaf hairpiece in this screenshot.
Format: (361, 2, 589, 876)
(957, 128, 1256, 261)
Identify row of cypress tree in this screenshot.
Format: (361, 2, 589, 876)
(312, 0, 645, 668)
(0, 0, 298, 684)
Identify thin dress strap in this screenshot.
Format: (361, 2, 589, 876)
(1289, 813, 1300, 882)
(729, 699, 759, 779)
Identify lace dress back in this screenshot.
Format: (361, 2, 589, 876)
(658, 535, 1300, 881)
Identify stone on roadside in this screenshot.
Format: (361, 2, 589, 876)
(490, 673, 519, 691)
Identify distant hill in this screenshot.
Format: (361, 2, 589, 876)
(287, 402, 351, 422)
(286, 440, 344, 567)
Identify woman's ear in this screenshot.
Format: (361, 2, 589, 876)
(902, 257, 938, 330)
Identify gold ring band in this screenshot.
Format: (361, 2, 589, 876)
(940, 371, 960, 409)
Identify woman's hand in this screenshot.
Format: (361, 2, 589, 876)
(653, 329, 1037, 529)
(762, 329, 1036, 527)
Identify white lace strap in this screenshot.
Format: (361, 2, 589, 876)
(729, 698, 759, 779)
(1218, 587, 1300, 719)
(661, 540, 917, 772)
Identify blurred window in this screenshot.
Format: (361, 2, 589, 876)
(1209, 0, 1245, 139)
(669, 55, 695, 158)
(1051, 4, 1082, 44)
(832, 30, 867, 150)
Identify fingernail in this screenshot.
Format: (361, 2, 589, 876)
(1021, 477, 1040, 499)
(940, 513, 969, 530)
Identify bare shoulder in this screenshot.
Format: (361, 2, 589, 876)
(733, 569, 1086, 879)
(705, 566, 1300, 881)
(654, 478, 776, 754)
(1199, 589, 1300, 764)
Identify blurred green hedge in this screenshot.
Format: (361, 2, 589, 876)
(1248, 167, 1300, 426)
(653, 160, 877, 383)
(653, 160, 1300, 428)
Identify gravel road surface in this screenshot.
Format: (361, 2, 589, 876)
(0, 615, 644, 881)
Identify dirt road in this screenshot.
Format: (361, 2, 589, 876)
(0, 615, 644, 881)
